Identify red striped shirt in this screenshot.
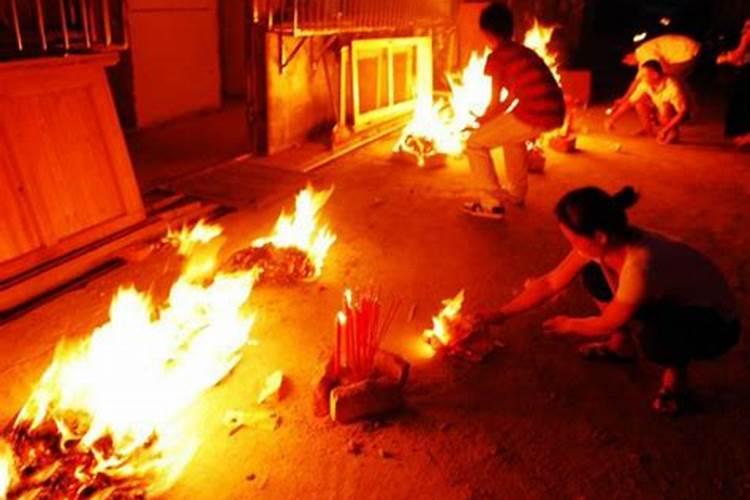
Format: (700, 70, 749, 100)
(484, 43, 565, 130)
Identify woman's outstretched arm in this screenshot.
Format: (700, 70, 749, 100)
(482, 251, 589, 324)
(543, 300, 639, 337)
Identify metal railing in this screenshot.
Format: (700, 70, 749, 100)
(1, 0, 128, 59)
(256, 0, 455, 36)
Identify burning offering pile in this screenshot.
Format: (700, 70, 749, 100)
(225, 185, 336, 284)
(393, 50, 493, 167)
(423, 290, 471, 350)
(0, 222, 259, 498)
(423, 291, 500, 362)
(314, 289, 409, 424)
(394, 20, 571, 166)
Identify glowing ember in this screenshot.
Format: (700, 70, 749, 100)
(1, 223, 259, 497)
(522, 19, 560, 84)
(393, 49, 494, 166)
(423, 290, 466, 349)
(633, 31, 648, 43)
(227, 185, 336, 283)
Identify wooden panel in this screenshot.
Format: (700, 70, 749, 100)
(351, 37, 432, 131)
(0, 131, 43, 262)
(0, 54, 145, 282)
(2, 86, 127, 241)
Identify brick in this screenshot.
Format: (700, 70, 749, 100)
(329, 350, 410, 424)
(312, 358, 338, 418)
(330, 376, 404, 424)
(548, 135, 577, 153)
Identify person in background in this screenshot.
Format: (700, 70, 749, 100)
(623, 33, 701, 79)
(462, 2, 565, 220)
(605, 60, 689, 144)
(473, 186, 739, 416)
(608, 33, 700, 136)
(717, 18, 750, 148)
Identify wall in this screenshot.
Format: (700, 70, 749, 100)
(219, 0, 246, 98)
(129, 0, 221, 127)
(265, 34, 338, 154)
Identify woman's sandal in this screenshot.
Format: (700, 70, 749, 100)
(578, 342, 636, 363)
(652, 388, 691, 416)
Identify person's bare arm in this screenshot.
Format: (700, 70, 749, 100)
(543, 300, 639, 337)
(477, 80, 512, 125)
(543, 248, 647, 336)
(622, 74, 642, 102)
(657, 108, 688, 141)
(657, 83, 689, 141)
(480, 251, 589, 324)
(605, 98, 634, 131)
(718, 30, 750, 66)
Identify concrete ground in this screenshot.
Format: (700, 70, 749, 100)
(2, 105, 750, 499)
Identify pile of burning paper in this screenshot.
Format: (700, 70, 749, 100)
(1, 221, 259, 498)
(393, 50, 494, 167)
(224, 185, 336, 284)
(422, 290, 502, 363)
(394, 19, 575, 166)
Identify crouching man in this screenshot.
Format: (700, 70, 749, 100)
(463, 2, 565, 220)
(606, 60, 690, 144)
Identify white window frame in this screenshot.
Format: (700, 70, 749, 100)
(350, 36, 432, 131)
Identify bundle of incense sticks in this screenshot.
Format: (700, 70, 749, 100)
(334, 289, 400, 382)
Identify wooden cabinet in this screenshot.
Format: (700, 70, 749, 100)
(0, 54, 145, 307)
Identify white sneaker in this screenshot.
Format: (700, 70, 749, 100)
(462, 202, 506, 220)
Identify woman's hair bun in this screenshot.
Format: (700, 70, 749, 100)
(612, 186, 639, 210)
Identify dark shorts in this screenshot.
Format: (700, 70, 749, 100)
(581, 263, 740, 367)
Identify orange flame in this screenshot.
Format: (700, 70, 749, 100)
(252, 185, 336, 277)
(523, 19, 560, 84)
(0, 439, 15, 498)
(394, 49, 494, 165)
(166, 219, 225, 282)
(423, 290, 465, 348)
(396, 20, 560, 164)
(6, 222, 260, 496)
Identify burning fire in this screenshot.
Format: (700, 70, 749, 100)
(1, 221, 259, 497)
(165, 219, 223, 256)
(252, 185, 336, 278)
(394, 49, 494, 166)
(0, 440, 15, 497)
(522, 20, 560, 83)
(423, 290, 466, 350)
(395, 20, 560, 165)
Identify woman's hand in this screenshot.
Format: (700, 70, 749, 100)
(542, 315, 577, 335)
